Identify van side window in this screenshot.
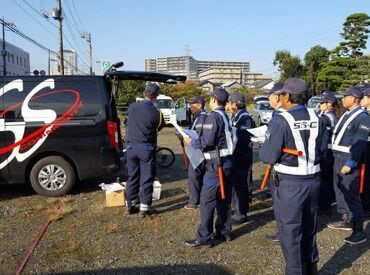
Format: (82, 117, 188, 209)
(3, 79, 102, 122)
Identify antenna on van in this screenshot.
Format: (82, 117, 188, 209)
(107, 61, 124, 72)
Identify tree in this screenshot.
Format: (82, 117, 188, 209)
(304, 45, 330, 94)
(340, 55, 370, 89)
(115, 80, 146, 105)
(334, 13, 370, 58)
(273, 50, 304, 82)
(159, 81, 204, 100)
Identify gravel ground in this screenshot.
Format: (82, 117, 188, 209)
(0, 127, 370, 274)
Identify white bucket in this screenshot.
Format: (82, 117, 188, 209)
(152, 180, 162, 201)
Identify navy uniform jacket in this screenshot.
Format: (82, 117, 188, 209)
(332, 106, 369, 168)
(232, 109, 255, 173)
(192, 107, 230, 154)
(127, 99, 165, 144)
(191, 106, 233, 186)
(189, 109, 207, 137)
(319, 110, 337, 137)
(259, 105, 329, 178)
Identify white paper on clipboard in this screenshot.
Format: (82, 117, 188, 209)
(182, 129, 205, 169)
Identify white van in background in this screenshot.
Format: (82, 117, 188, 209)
(136, 94, 187, 124)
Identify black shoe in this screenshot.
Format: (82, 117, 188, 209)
(213, 234, 232, 242)
(327, 218, 352, 231)
(138, 208, 157, 218)
(265, 233, 279, 243)
(126, 206, 139, 215)
(231, 217, 248, 225)
(184, 239, 212, 248)
(345, 222, 367, 245)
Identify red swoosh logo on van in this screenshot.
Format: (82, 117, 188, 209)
(0, 89, 81, 155)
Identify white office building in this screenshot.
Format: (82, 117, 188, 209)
(51, 49, 78, 75)
(0, 39, 30, 76)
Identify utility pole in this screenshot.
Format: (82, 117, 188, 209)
(52, 0, 64, 75)
(2, 18, 6, 76)
(81, 32, 93, 75)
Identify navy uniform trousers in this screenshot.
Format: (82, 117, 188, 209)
(273, 173, 320, 275)
(196, 160, 232, 244)
(361, 143, 370, 213)
(231, 167, 252, 221)
(125, 143, 156, 208)
(333, 154, 364, 222)
(318, 150, 335, 210)
(187, 161, 206, 205)
(231, 151, 253, 221)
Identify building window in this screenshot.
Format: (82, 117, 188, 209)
(11, 54, 14, 63)
(16, 56, 18, 65)
(20, 58, 22, 66)
(7, 52, 10, 62)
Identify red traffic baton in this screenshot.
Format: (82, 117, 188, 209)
(181, 145, 189, 170)
(174, 133, 189, 170)
(359, 163, 365, 194)
(216, 146, 226, 200)
(260, 148, 303, 190)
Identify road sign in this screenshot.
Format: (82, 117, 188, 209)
(102, 61, 111, 72)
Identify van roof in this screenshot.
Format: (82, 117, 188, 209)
(105, 70, 186, 83)
(1, 71, 187, 84)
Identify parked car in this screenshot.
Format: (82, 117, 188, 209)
(251, 100, 274, 126)
(253, 94, 269, 103)
(0, 67, 186, 196)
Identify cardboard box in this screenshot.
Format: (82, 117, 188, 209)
(99, 182, 125, 207)
(105, 189, 125, 207)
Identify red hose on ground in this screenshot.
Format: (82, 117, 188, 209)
(15, 202, 61, 275)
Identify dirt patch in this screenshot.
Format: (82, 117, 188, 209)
(0, 127, 370, 274)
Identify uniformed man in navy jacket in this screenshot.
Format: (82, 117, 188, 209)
(183, 87, 234, 248)
(227, 92, 255, 224)
(184, 96, 207, 209)
(327, 86, 368, 245)
(259, 78, 329, 274)
(317, 92, 337, 215)
(360, 87, 370, 217)
(125, 83, 165, 218)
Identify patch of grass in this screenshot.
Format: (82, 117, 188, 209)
(105, 223, 119, 234)
(51, 239, 80, 259)
(48, 205, 74, 222)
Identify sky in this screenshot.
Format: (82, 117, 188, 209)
(1, 0, 370, 78)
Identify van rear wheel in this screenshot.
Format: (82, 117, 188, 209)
(30, 156, 75, 196)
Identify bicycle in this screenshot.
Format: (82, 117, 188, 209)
(121, 135, 176, 169)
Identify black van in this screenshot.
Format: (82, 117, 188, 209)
(0, 69, 186, 196)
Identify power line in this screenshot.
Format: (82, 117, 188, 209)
(70, 0, 86, 31)
(64, 0, 83, 33)
(21, 0, 58, 28)
(0, 18, 87, 75)
(11, 0, 58, 40)
(13, 0, 90, 74)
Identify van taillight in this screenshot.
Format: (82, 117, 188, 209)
(107, 121, 119, 148)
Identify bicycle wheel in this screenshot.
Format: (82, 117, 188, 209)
(156, 147, 175, 168)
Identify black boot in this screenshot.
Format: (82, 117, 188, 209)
(345, 222, 367, 245)
(306, 262, 318, 275)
